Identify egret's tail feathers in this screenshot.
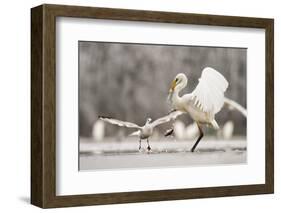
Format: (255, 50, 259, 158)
(211, 120, 220, 130)
(224, 97, 247, 117)
(129, 130, 140, 137)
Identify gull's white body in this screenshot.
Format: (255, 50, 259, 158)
(99, 111, 182, 150)
(100, 111, 181, 139)
(138, 125, 154, 139)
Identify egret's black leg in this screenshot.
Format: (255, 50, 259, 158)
(139, 139, 142, 150)
(191, 124, 204, 152)
(164, 128, 174, 137)
(146, 138, 151, 151)
(168, 109, 177, 114)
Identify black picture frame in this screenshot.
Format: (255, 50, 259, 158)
(31, 4, 274, 208)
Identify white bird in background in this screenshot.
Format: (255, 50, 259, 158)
(168, 67, 247, 152)
(173, 120, 185, 140)
(172, 120, 200, 140)
(220, 120, 234, 140)
(92, 119, 105, 142)
(99, 111, 182, 151)
(185, 122, 200, 140)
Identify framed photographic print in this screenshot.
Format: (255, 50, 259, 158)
(31, 4, 274, 208)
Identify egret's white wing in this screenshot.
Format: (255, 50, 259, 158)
(224, 97, 247, 117)
(191, 67, 229, 114)
(151, 110, 184, 128)
(99, 116, 141, 129)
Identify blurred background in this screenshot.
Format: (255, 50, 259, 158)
(79, 41, 247, 170)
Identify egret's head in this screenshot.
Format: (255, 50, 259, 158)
(169, 73, 188, 92)
(146, 118, 152, 124)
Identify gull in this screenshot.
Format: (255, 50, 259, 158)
(168, 67, 247, 152)
(99, 111, 182, 151)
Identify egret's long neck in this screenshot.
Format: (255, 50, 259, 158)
(171, 89, 180, 103)
(175, 79, 187, 98)
(171, 79, 187, 107)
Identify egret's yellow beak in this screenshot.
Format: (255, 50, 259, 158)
(169, 79, 177, 92)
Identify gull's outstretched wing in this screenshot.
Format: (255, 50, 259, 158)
(191, 67, 229, 114)
(151, 110, 184, 128)
(99, 116, 141, 129)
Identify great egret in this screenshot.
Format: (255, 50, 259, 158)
(168, 67, 247, 152)
(99, 111, 182, 151)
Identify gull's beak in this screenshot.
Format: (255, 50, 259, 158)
(169, 79, 177, 93)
